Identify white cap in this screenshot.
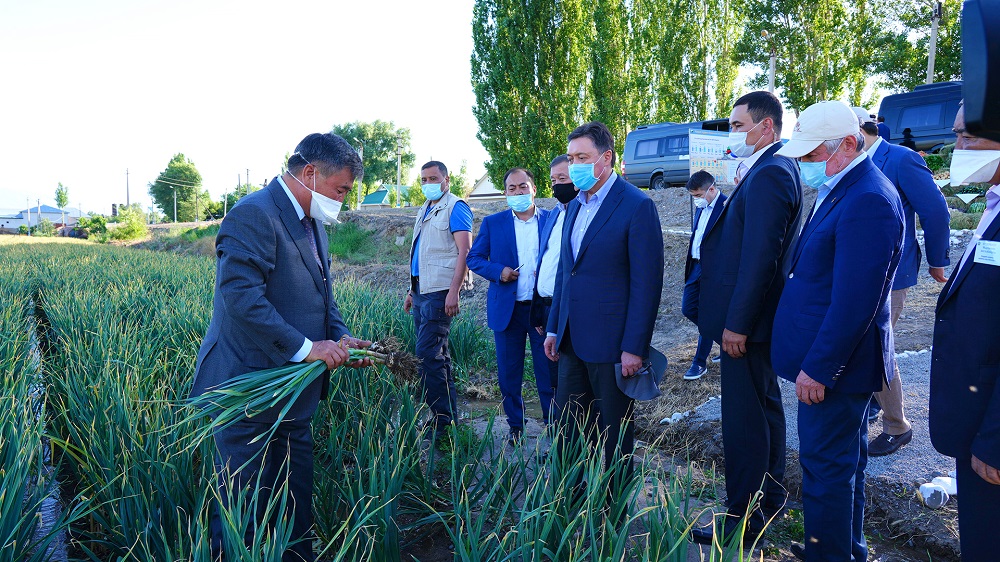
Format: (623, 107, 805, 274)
(776, 101, 861, 158)
(852, 106, 875, 124)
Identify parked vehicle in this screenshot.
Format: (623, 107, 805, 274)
(877, 81, 962, 153)
(622, 119, 730, 189)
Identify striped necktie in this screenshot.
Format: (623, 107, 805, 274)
(301, 217, 323, 270)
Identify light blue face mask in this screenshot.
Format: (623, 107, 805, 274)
(421, 183, 444, 201)
(568, 154, 607, 191)
(798, 140, 844, 189)
(506, 193, 533, 213)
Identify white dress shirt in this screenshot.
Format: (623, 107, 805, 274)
(511, 209, 540, 301)
(536, 205, 566, 298)
(691, 194, 719, 260)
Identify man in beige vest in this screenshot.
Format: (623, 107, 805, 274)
(403, 161, 473, 437)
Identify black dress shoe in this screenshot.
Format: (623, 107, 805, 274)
(789, 541, 806, 560)
(762, 501, 788, 521)
(869, 429, 912, 456)
(690, 517, 762, 546)
(506, 427, 523, 446)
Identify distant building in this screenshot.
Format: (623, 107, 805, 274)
(468, 173, 505, 202)
(0, 205, 79, 232)
(360, 185, 410, 209)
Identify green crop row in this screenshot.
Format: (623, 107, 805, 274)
(0, 238, 762, 561)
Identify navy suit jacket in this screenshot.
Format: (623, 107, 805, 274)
(930, 210, 1000, 465)
(877, 122, 891, 141)
(870, 140, 951, 289)
(772, 158, 905, 392)
(546, 176, 664, 363)
(684, 192, 727, 281)
(467, 207, 549, 332)
(529, 204, 564, 328)
(191, 180, 351, 422)
(698, 143, 803, 344)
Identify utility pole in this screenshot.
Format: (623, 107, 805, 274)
(195, 190, 200, 225)
(396, 135, 403, 208)
(126, 168, 130, 206)
(353, 137, 365, 210)
(173, 188, 177, 223)
(763, 30, 776, 93)
(926, 1, 943, 84)
(26, 197, 31, 235)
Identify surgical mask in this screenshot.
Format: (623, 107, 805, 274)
(693, 196, 709, 209)
(289, 165, 343, 224)
(568, 156, 607, 191)
(728, 121, 765, 158)
(797, 140, 844, 189)
(950, 149, 1000, 185)
(506, 193, 533, 213)
(552, 182, 577, 204)
(421, 183, 444, 201)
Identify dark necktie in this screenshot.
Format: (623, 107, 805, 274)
(301, 217, 323, 271)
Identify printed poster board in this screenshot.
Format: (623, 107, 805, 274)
(688, 129, 744, 186)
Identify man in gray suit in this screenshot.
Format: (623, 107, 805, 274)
(191, 132, 371, 562)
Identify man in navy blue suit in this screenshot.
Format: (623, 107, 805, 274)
(543, 121, 663, 484)
(192, 133, 372, 562)
(929, 104, 1000, 561)
(468, 167, 552, 443)
(855, 109, 951, 456)
(530, 155, 579, 406)
(876, 115, 891, 142)
(693, 91, 801, 545)
(681, 171, 725, 381)
(772, 101, 904, 561)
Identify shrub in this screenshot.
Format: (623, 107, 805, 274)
(108, 205, 149, 241)
(923, 153, 946, 173)
(950, 210, 983, 230)
(35, 218, 57, 237)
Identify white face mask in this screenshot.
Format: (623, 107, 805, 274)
(728, 121, 765, 158)
(693, 197, 709, 209)
(950, 149, 1000, 185)
(290, 163, 343, 224)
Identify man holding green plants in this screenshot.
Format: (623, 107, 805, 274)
(191, 132, 371, 562)
(404, 161, 473, 437)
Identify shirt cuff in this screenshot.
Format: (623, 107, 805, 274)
(290, 338, 312, 362)
(547, 332, 557, 338)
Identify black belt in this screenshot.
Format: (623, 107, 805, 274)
(539, 296, 553, 306)
(690, 258, 700, 263)
(516, 300, 532, 305)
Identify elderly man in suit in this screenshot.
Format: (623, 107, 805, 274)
(468, 167, 552, 443)
(191, 133, 371, 562)
(855, 108, 951, 456)
(692, 91, 802, 545)
(543, 121, 663, 487)
(929, 104, 1000, 562)
(772, 101, 904, 561)
(681, 170, 725, 381)
(530, 155, 579, 416)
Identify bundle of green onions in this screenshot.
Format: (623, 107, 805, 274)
(185, 337, 420, 443)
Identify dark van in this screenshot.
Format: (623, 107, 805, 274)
(877, 81, 962, 153)
(622, 119, 730, 189)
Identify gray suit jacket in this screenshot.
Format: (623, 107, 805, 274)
(191, 179, 350, 422)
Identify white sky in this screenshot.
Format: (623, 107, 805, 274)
(0, 0, 490, 215)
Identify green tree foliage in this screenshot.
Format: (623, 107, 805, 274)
(35, 218, 56, 237)
(77, 214, 107, 235)
(472, 0, 591, 196)
(109, 204, 149, 241)
(221, 183, 256, 215)
(407, 177, 426, 207)
(55, 182, 69, 210)
(590, 0, 645, 157)
(330, 121, 415, 208)
(450, 161, 471, 198)
(875, 0, 962, 92)
(148, 154, 204, 222)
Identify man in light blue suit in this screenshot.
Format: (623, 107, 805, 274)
(543, 122, 664, 489)
(772, 102, 904, 561)
(468, 167, 552, 443)
(856, 110, 951, 456)
(192, 133, 372, 562)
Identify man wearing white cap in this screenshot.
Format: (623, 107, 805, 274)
(771, 101, 904, 561)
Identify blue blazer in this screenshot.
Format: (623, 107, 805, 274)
(684, 191, 727, 281)
(546, 176, 664, 363)
(870, 140, 951, 289)
(191, 180, 351, 422)
(698, 143, 803, 343)
(930, 212, 1000, 465)
(467, 207, 549, 332)
(771, 158, 905, 393)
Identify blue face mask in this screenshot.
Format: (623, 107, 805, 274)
(568, 154, 607, 191)
(797, 140, 843, 189)
(422, 183, 444, 201)
(506, 193, 533, 213)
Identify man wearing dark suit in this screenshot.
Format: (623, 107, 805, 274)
(693, 91, 802, 545)
(772, 101, 904, 561)
(929, 104, 1000, 561)
(468, 167, 552, 443)
(529, 155, 579, 420)
(191, 133, 371, 562)
(681, 171, 725, 381)
(876, 115, 891, 142)
(543, 122, 663, 485)
(856, 111, 951, 456)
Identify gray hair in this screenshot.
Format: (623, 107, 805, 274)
(821, 133, 865, 155)
(288, 133, 364, 180)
